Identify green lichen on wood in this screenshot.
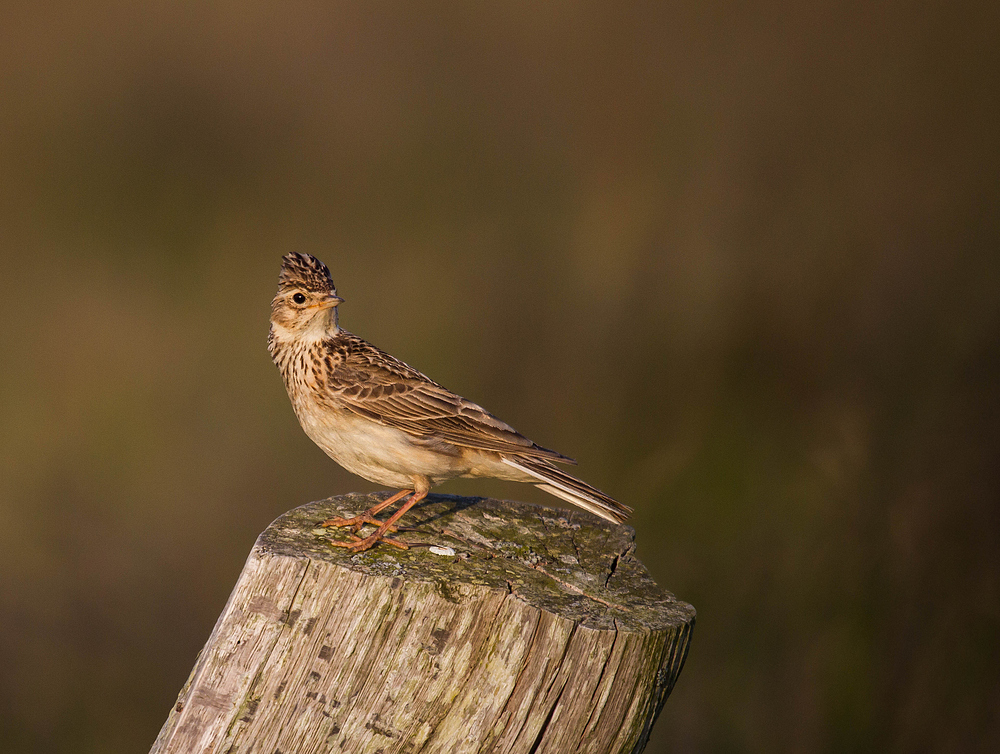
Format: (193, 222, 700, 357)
(258, 493, 695, 634)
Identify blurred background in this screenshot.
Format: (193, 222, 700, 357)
(1, 1, 997, 752)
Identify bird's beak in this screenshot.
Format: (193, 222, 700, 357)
(314, 294, 344, 310)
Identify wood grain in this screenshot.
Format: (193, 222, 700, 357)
(151, 493, 694, 754)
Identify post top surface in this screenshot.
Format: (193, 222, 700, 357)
(257, 493, 695, 632)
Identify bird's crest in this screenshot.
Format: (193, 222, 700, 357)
(279, 253, 336, 293)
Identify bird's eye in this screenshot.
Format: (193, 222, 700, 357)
(292, 293, 306, 304)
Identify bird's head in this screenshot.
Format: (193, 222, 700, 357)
(270, 253, 344, 336)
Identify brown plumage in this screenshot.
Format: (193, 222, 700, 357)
(268, 252, 630, 551)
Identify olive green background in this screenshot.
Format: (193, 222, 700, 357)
(1, 2, 997, 752)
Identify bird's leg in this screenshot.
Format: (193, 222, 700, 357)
(321, 489, 412, 533)
(329, 489, 428, 552)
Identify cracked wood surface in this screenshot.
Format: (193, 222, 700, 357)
(150, 493, 695, 754)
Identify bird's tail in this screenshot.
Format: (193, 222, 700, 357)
(500, 456, 631, 524)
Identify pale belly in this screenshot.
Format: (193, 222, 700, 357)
(294, 401, 472, 488)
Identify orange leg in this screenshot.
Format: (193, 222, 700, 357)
(320, 489, 412, 533)
(328, 489, 428, 552)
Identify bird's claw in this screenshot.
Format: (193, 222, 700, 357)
(321, 514, 399, 534)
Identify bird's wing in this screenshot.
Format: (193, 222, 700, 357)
(321, 333, 576, 463)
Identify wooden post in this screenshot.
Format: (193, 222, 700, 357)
(151, 493, 695, 754)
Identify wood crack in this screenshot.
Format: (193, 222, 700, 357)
(528, 562, 626, 611)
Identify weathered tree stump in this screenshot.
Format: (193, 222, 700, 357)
(151, 493, 695, 754)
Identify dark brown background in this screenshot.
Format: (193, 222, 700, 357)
(1, 2, 997, 752)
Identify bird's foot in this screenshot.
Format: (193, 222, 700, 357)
(328, 531, 409, 552)
(320, 513, 399, 534)
(322, 489, 426, 552)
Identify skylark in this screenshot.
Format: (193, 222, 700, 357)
(268, 252, 630, 551)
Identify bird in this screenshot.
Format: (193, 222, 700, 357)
(268, 252, 630, 551)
